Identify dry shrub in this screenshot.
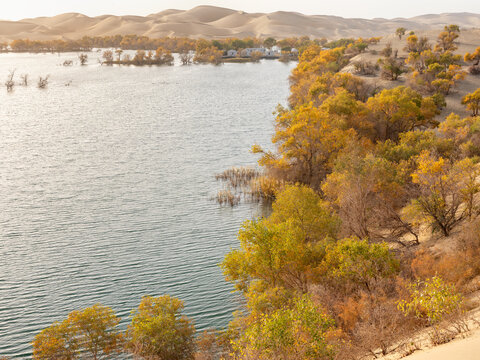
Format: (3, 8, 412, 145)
(195, 330, 220, 360)
(469, 65, 480, 75)
(412, 250, 474, 291)
(336, 296, 367, 332)
(400, 342, 421, 358)
(429, 326, 456, 346)
(411, 250, 437, 279)
(411, 220, 480, 292)
(352, 297, 417, 357)
(353, 61, 378, 76)
(326, 282, 419, 359)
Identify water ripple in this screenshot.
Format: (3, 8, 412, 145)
(0, 52, 295, 358)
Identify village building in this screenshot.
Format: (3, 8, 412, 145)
(240, 48, 266, 57)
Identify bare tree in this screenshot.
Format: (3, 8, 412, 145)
(102, 50, 114, 64)
(115, 49, 123, 61)
(180, 51, 193, 65)
(78, 53, 88, 65)
(5, 69, 15, 91)
(20, 74, 28, 86)
(38, 75, 50, 89)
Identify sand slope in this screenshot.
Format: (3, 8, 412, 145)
(391, 327, 480, 360)
(1, 6, 480, 41)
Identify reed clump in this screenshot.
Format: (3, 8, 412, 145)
(214, 167, 283, 206)
(215, 167, 259, 188)
(215, 190, 241, 207)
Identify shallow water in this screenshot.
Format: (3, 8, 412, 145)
(0, 52, 295, 357)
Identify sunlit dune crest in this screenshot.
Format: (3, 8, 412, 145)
(0, 6, 480, 41)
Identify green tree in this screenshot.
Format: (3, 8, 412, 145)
(318, 238, 400, 291)
(234, 295, 336, 360)
(221, 184, 340, 294)
(126, 295, 195, 360)
(268, 184, 340, 242)
(398, 276, 463, 325)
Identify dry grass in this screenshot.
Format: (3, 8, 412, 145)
(214, 167, 283, 206)
(215, 167, 259, 189)
(215, 190, 240, 207)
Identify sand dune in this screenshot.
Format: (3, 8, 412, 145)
(377, 326, 480, 360)
(0, 6, 480, 41)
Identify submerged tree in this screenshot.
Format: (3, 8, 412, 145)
(78, 53, 88, 65)
(5, 70, 15, 91)
(102, 50, 114, 63)
(37, 75, 49, 89)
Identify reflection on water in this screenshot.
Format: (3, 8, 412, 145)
(0, 52, 295, 357)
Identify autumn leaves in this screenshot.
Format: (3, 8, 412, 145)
(33, 296, 195, 360)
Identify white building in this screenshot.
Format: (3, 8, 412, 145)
(226, 49, 237, 57)
(241, 48, 266, 57)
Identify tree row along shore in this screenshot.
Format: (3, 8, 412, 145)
(5, 25, 480, 360)
(0, 35, 384, 65)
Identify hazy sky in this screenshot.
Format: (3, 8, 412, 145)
(2, 0, 479, 20)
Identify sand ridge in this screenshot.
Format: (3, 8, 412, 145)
(1, 6, 480, 41)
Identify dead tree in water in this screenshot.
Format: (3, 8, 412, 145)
(115, 49, 123, 61)
(38, 75, 49, 89)
(180, 51, 193, 65)
(20, 74, 28, 86)
(5, 70, 15, 91)
(78, 53, 88, 65)
(102, 50, 114, 64)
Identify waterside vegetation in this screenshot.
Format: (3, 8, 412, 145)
(6, 25, 480, 360)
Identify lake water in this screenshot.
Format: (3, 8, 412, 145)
(0, 52, 295, 357)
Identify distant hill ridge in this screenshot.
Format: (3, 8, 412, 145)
(0, 6, 479, 41)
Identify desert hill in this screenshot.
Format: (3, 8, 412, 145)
(0, 6, 480, 41)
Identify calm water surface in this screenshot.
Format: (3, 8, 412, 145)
(0, 52, 295, 357)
